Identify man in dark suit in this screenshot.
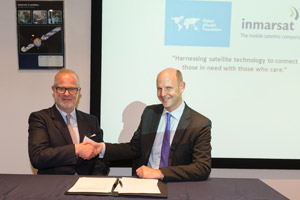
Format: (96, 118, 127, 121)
(86, 68, 212, 181)
(28, 69, 108, 175)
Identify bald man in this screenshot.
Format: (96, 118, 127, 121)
(86, 68, 212, 182)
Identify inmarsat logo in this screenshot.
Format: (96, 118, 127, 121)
(242, 7, 299, 31)
(290, 7, 299, 20)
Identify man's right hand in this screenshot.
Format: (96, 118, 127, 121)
(75, 143, 98, 160)
(82, 141, 103, 155)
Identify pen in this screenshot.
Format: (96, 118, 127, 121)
(119, 179, 123, 188)
(112, 178, 119, 192)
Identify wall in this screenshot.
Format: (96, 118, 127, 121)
(0, 0, 91, 174)
(1, 1, 300, 189)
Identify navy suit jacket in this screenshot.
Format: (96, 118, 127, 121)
(28, 105, 108, 175)
(104, 103, 212, 182)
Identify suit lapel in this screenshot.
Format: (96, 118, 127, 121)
(50, 105, 73, 144)
(150, 106, 163, 135)
(144, 105, 164, 161)
(169, 105, 191, 157)
(76, 110, 87, 142)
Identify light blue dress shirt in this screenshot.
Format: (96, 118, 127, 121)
(56, 105, 80, 144)
(147, 101, 185, 169)
(99, 102, 185, 164)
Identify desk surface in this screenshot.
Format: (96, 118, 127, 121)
(0, 174, 288, 200)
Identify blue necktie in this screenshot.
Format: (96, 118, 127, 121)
(160, 113, 171, 168)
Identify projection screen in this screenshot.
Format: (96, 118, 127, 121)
(96, 0, 300, 166)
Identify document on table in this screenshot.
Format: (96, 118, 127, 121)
(67, 177, 161, 194)
(67, 177, 117, 193)
(115, 177, 161, 194)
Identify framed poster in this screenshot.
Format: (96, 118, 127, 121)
(16, 1, 64, 69)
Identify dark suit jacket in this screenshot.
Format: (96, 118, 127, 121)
(104, 103, 212, 182)
(28, 105, 109, 175)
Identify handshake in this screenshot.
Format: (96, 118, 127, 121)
(75, 140, 164, 179)
(75, 141, 103, 160)
(75, 141, 164, 179)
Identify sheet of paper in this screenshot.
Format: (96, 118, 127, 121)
(115, 177, 161, 194)
(68, 177, 117, 193)
(83, 136, 94, 142)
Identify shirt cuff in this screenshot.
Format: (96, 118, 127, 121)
(160, 170, 164, 180)
(99, 142, 105, 158)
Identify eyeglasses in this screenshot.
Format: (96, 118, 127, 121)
(55, 87, 80, 95)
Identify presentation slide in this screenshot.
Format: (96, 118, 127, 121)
(101, 0, 300, 160)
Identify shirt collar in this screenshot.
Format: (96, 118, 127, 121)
(55, 104, 76, 122)
(162, 101, 185, 121)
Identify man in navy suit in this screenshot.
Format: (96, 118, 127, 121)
(28, 69, 108, 175)
(86, 68, 211, 182)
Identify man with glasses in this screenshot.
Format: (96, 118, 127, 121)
(28, 69, 108, 175)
